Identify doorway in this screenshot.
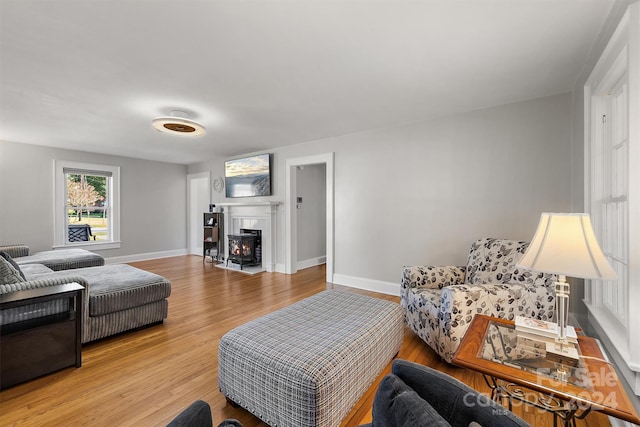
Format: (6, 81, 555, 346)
(296, 164, 326, 270)
(187, 172, 211, 256)
(285, 153, 334, 283)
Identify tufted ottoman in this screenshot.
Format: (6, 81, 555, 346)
(218, 290, 404, 427)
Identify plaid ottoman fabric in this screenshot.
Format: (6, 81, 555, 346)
(218, 290, 404, 427)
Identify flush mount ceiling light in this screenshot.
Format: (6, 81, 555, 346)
(152, 110, 206, 136)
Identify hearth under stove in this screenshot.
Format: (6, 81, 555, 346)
(227, 231, 261, 270)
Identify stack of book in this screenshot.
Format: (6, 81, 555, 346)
(515, 316, 578, 342)
(515, 316, 579, 365)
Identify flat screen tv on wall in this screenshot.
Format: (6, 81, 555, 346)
(225, 153, 272, 198)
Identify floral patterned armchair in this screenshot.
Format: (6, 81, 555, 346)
(401, 238, 557, 363)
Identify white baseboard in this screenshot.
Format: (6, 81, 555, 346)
(105, 248, 188, 264)
(297, 256, 326, 271)
(332, 274, 400, 296)
(104, 252, 398, 299)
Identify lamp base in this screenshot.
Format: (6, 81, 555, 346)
(555, 276, 570, 341)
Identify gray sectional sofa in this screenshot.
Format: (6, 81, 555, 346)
(0, 244, 105, 270)
(0, 245, 171, 343)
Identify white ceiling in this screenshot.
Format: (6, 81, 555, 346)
(0, 0, 614, 165)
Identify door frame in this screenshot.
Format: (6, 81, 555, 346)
(285, 153, 334, 283)
(187, 171, 211, 256)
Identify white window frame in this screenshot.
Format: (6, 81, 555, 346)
(54, 160, 121, 250)
(584, 3, 640, 395)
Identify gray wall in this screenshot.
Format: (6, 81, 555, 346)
(296, 164, 326, 264)
(0, 93, 572, 290)
(190, 92, 573, 291)
(0, 141, 187, 258)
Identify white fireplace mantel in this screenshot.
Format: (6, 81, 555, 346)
(216, 202, 280, 207)
(216, 201, 281, 272)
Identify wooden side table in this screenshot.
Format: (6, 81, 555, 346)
(1, 283, 84, 389)
(452, 314, 640, 426)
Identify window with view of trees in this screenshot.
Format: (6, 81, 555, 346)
(54, 161, 120, 249)
(66, 172, 109, 241)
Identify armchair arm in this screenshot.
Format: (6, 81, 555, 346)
(437, 283, 555, 363)
(1, 276, 88, 326)
(401, 265, 466, 290)
(0, 276, 88, 295)
(0, 245, 29, 258)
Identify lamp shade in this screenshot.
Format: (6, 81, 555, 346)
(517, 213, 617, 280)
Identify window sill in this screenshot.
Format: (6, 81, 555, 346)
(53, 241, 121, 251)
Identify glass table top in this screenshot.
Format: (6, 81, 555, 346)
(452, 314, 640, 425)
(479, 320, 595, 390)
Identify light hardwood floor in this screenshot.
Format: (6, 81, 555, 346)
(0, 256, 611, 426)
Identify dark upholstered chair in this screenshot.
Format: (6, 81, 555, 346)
(166, 400, 243, 427)
(359, 359, 530, 427)
(167, 401, 213, 427)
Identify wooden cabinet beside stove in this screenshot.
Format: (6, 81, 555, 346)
(203, 212, 224, 263)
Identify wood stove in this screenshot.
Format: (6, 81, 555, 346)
(239, 228, 262, 264)
(227, 233, 258, 270)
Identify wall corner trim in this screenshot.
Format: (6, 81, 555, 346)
(105, 249, 188, 264)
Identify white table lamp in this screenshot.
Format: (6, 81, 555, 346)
(517, 213, 617, 343)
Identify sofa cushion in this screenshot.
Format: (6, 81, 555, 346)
(166, 400, 213, 427)
(0, 251, 26, 280)
(30, 264, 171, 316)
(84, 265, 172, 316)
(21, 263, 55, 277)
(372, 373, 451, 427)
(15, 248, 105, 271)
(0, 255, 25, 285)
(392, 360, 529, 427)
